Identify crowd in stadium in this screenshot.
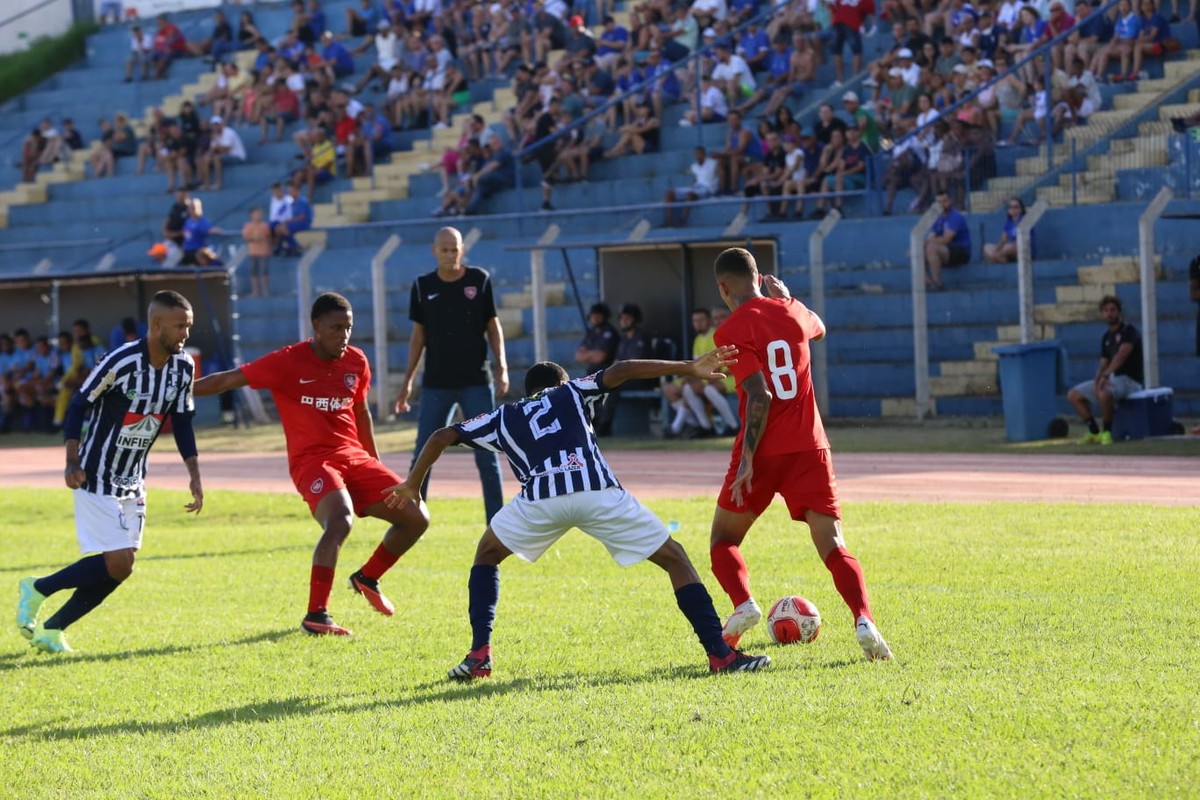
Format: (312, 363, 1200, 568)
(13, 0, 1182, 230)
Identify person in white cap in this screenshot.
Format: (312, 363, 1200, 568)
(197, 116, 246, 191)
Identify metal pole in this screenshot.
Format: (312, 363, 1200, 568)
(531, 224, 561, 363)
(49, 279, 60, 338)
(1138, 187, 1172, 389)
(1044, 53, 1054, 176)
(223, 245, 249, 366)
(808, 208, 841, 416)
(295, 241, 324, 342)
(1070, 139, 1077, 206)
(1016, 199, 1049, 344)
(371, 234, 402, 421)
(910, 205, 940, 420)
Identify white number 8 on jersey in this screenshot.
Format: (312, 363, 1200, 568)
(766, 339, 798, 400)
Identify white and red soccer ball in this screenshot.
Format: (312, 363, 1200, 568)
(766, 596, 821, 644)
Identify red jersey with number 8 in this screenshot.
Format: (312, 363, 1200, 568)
(714, 295, 829, 457)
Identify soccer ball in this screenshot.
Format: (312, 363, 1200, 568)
(766, 596, 821, 644)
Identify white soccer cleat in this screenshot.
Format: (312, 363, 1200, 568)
(721, 598, 762, 648)
(856, 615, 893, 661)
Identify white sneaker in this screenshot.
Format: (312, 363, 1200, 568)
(856, 615, 893, 661)
(721, 598, 762, 648)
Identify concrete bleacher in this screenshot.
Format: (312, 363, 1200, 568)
(1, 5, 1196, 430)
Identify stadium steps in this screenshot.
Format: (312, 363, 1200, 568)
(970, 58, 1200, 212)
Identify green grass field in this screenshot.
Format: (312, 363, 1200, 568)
(2, 489, 1198, 799)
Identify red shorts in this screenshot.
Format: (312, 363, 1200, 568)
(290, 450, 403, 517)
(717, 449, 841, 521)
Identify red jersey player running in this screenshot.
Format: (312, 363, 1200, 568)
(709, 248, 892, 660)
(194, 292, 429, 636)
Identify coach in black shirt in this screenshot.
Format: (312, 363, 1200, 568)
(396, 226, 508, 522)
(594, 303, 654, 436)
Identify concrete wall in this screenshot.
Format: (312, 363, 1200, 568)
(0, 0, 75, 55)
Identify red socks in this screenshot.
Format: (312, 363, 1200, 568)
(824, 546, 872, 621)
(308, 565, 335, 614)
(360, 543, 401, 581)
(710, 541, 752, 607)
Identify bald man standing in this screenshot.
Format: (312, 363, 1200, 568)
(396, 227, 509, 522)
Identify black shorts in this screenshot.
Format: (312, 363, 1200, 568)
(832, 23, 863, 56)
(947, 245, 971, 267)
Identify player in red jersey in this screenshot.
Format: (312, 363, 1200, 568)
(708, 248, 892, 660)
(193, 292, 429, 636)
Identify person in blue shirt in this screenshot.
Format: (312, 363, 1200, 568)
(924, 190, 971, 289)
(107, 317, 148, 352)
(1090, 0, 1141, 80)
(1132, 0, 1171, 78)
(595, 15, 630, 71)
(384, 353, 771, 680)
(737, 21, 771, 71)
(180, 198, 217, 266)
(346, 0, 381, 38)
(275, 182, 312, 256)
(984, 196, 1035, 263)
(464, 139, 516, 215)
(306, 0, 327, 40)
(319, 30, 355, 77)
(361, 102, 393, 160)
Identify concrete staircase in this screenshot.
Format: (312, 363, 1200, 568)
(971, 57, 1200, 211)
(881, 255, 1159, 417)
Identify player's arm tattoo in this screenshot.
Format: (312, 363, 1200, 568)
(740, 371, 772, 460)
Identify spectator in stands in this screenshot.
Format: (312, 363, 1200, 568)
(924, 190, 971, 289)
(712, 109, 756, 195)
(464, 138, 517, 215)
(297, 126, 336, 202)
(603, 100, 661, 158)
(267, 181, 293, 251)
(361, 102, 393, 164)
(261, 74, 302, 143)
(743, 131, 788, 220)
(150, 14, 188, 79)
(681, 74, 729, 125)
(125, 24, 153, 82)
(346, 0, 381, 38)
(1091, 0, 1141, 81)
(89, 116, 133, 179)
(710, 41, 755, 111)
(1064, 1, 1107, 72)
(663, 145, 720, 227)
(593, 303, 655, 437)
(238, 11, 265, 50)
(641, 48, 681, 121)
(1052, 57, 1102, 132)
(827, 0, 874, 84)
(779, 134, 811, 218)
(1132, 0, 1173, 79)
(1067, 295, 1144, 445)
(842, 90, 880, 152)
(163, 189, 190, 253)
(565, 14, 598, 60)
(180, 198, 217, 266)
(319, 30, 357, 82)
(61, 118, 84, 151)
(189, 9, 235, 62)
(197, 117, 246, 191)
(135, 108, 167, 176)
(1004, 74, 1049, 145)
(434, 62, 470, 129)
(528, 0, 567, 64)
(35, 119, 63, 167)
(815, 125, 869, 218)
(243, 207, 273, 298)
(432, 137, 486, 217)
(595, 14, 631, 72)
(353, 21, 400, 97)
(984, 196, 1033, 264)
(52, 320, 105, 431)
(98, 1, 122, 24)
(20, 128, 44, 183)
(276, 182, 313, 256)
(576, 302, 620, 370)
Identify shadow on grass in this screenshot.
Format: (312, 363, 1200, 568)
(0, 544, 314, 576)
(0, 627, 295, 675)
(3, 662, 748, 741)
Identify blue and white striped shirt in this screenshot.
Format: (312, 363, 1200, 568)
(454, 371, 621, 501)
(75, 340, 195, 497)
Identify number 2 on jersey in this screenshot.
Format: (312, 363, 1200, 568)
(766, 340, 798, 400)
(525, 396, 562, 439)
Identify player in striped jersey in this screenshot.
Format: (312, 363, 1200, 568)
(385, 352, 772, 679)
(17, 291, 204, 653)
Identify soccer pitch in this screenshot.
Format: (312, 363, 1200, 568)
(2, 489, 1197, 799)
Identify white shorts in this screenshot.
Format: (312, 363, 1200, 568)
(1070, 374, 1142, 405)
(73, 490, 146, 554)
(490, 486, 670, 566)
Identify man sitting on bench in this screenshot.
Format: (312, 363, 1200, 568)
(594, 303, 654, 437)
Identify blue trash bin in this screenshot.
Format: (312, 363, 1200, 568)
(991, 340, 1067, 442)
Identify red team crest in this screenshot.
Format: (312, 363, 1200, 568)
(464, 286, 477, 300)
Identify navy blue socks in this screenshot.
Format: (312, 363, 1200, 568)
(675, 582, 732, 659)
(468, 564, 500, 651)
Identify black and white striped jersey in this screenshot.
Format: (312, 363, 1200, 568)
(76, 340, 195, 497)
(453, 371, 621, 501)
